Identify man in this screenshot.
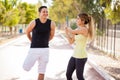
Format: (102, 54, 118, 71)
(23, 6, 56, 80)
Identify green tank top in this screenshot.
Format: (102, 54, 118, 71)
(72, 34, 87, 58)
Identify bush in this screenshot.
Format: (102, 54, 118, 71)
(70, 21, 77, 30)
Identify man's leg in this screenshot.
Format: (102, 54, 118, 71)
(37, 48, 49, 80)
(38, 74, 44, 80)
(23, 49, 38, 71)
(37, 58, 47, 80)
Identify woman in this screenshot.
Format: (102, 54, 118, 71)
(65, 13, 94, 80)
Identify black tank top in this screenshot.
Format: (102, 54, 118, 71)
(31, 18, 51, 48)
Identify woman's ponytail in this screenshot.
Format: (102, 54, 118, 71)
(88, 16, 94, 40)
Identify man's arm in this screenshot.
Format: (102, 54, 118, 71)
(49, 21, 56, 41)
(25, 20, 35, 42)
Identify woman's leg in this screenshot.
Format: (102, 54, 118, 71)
(76, 58, 87, 80)
(66, 57, 76, 80)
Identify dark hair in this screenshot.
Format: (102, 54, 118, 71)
(78, 13, 91, 24)
(38, 6, 47, 12)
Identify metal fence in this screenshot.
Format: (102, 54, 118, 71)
(94, 19, 120, 58)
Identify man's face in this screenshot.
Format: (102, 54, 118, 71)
(39, 8, 48, 18)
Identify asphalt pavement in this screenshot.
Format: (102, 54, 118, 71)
(0, 32, 105, 80)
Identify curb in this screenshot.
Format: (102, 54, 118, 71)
(88, 59, 115, 80)
(0, 34, 26, 48)
(59, 32, 115, 80)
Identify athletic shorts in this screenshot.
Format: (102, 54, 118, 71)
(23, 48, 49, 74)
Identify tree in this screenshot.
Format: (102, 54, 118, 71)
(25, 4, 37, 24)
(49, 0, 78, 23)
(3, 9, 19, 34)
(17, 2, 27, 24)
(1, 0, 20, 34)
(104, 0, 120, 24)
(0, 1, 5, 25)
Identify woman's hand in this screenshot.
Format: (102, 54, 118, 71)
(65, 27, 68, 35)
(65, 27, 72, 33)
(65, 27, 73, 38)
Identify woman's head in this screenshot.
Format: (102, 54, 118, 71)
(77, 13, 91, 25)
(77, 13, 94, 40)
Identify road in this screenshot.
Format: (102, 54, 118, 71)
(0, 32, 105, 80)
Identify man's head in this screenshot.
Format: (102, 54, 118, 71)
(38, 6, 48, 19)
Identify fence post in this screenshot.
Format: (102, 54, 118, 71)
(113, 24, 116, 58)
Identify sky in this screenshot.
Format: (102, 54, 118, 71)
(21, 0, 53, 7)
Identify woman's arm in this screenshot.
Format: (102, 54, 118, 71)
(67, 27, 88, 36)
(66, 35, 75, 44)
(65, 27, 75, 44)
(68, 27, 88, 35)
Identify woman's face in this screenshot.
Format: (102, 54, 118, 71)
(39, 8, 48, 19)
(76, 16, 84, 26)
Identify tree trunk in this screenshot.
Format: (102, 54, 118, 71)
(9, 27, 12, 35)
(14, 26, 17, 35)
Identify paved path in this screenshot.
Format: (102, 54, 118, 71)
(0, 32, 105, 80)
